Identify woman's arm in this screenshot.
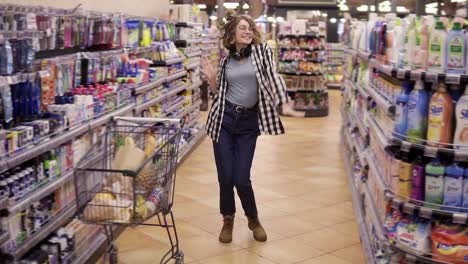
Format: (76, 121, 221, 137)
(262, 44, 288, 106)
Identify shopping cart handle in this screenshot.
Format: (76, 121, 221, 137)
(113, 116, 184, 126)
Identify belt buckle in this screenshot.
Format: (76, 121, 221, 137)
(235, 105, 243, 113)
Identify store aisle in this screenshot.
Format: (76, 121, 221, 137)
(115, 90, 365, 264)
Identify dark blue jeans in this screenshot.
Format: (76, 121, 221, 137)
(213, 101, 259, 218)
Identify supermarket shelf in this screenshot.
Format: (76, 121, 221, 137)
(202, 39, 218, 44)
(287, 88, 326, 93)
(175, 100, 202, 119)
(0, 231, 9, 245)
(71, 232, 107, 264)
(365, 83, 395, 115)
(279, 71, 322, 76)
(6, 204, 76, 260)
(0, 196, 7, 209)
(186, 51, 202, 58)
(364, 152, 388, 193)
(278, 34, 324, 39)
(165, 99, 186, 115)
(134, 77, 166, 95)
(388, 243, 452, 264)
(0, 104, 134, 174)
(279, 58, 324, 63)
(165, 84, 187, 98)
(363, 184, 386, 241)
(152, 57, 184, 66)
(368, 115, 390, 148)
(175, 22, 203, 28)
(187, 80, 202, 91)
(165, 70, 187, 82)
(186, 117, 200, 129)
(178, 130, 205, 164)
(279, 46, 325, 51)
(185, 62, 199, 70)
(340, 139, 376, 264)
(175, 39, 203, 47)
(327, 83, 342, 88)
(135, 84, 186, 114)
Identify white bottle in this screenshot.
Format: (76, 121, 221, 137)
(454, 85, 468, 151)
(428, 21, 447, 73)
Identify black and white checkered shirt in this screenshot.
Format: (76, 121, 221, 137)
(206, 43, 288, 142)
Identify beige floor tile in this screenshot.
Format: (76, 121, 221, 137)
(293, 227, 360, 252)
(261, 215, 323, 237)
(332, 244, 366, 264)
(180, 233, 242, 260)
(295, 208, 350, 227)
(198, 250, 276, 264)
(172, 200, 217, 219)
(262, 197, 327, 214)
(135, 218, 212, 243)
(298, 254, 353, 264)
(119, 247, 171, 264)
(330, 220, 360, 238)
(249, 238, 326, 264)
(116, 228, 168, 252)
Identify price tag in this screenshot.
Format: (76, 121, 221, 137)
(419, 207, 432, 219)
(403, 203, 416, 215)
(397, 69, 406, 79)
(445, 74, 461, 84)
(425, 72, 438, 83)
(453, 213, 467, 224)
(383, 65, 393, 76)
(401, 141, 412, 152)
(424, 146, 438, 157)
(454, 151, 468, 162)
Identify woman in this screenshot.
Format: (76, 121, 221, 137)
(200, 12, 288, 243)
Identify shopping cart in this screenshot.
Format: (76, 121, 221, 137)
(74, 116, 185, 264)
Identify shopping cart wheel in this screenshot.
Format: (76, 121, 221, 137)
(174, 251, 184, 264)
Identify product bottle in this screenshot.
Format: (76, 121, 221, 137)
(442, 162, 464, 211)
(425, 158, 445, 208)
(394, 81, 412, 140)
(399, 149, 413, 200)
(404, 15, 417, 68)
(445, 22, 466, 74)
(453, 85, 468, 151)
(398, 19, 408, 68)
(427, 83, 453, 148)
(462, 167, 468, 212)
(410, 152, 425, 203)
(428, 21, 447, 73)
(406, 81, 429, 144)
(416, 17, 430, 70)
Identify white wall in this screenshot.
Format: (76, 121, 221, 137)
(0, 0, 171, 18)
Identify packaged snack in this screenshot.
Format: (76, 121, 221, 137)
(431, 221, 468, 264)
(396, 216, 431, 254)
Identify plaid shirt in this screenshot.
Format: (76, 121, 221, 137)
(206, 43, 288, 142)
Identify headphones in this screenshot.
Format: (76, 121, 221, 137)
(230, 45, 252, 60)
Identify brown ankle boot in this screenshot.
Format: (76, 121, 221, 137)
(248, 216, 267, 242)
(219, 215, 234, 243)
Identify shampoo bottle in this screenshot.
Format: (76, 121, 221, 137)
(428, 21, 447, 73)
(442, 162, 464, 211)
(394, 81, 411, 140)
(453, 84, 468, 151)
(406, 80, 429, 144)
(425, 158, 445, 208)
(427, 83, 453, 148)
(445, 22, 466, 74)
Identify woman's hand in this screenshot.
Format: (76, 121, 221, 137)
(201, 57, 217, 95)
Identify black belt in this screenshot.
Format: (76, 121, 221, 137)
(225, 100, 258, 113)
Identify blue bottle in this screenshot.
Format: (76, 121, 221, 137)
(406, 80, 429, 143)
(462, 167, 468, 212)
(443, 162, 464, 211)
(394, 81, 412, 140)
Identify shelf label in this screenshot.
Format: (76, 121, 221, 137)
(452, 213, 467, 224)
(419, 207, 432, 219)
(445, 74, 461, 84)
(400, 141, 412, 152)
(397, 69, 406, 79)
(425, 72, 438, 83)
(403, 203, 416, 215)
(410, 71, 421, 81)
(424, 146, 438, 157)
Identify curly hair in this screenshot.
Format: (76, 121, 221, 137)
(221, 11, 262, 50)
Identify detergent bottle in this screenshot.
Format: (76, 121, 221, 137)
(428, 21, 447, 73)
(406, 80, 429, 144)
(427, 83, 453, 148)
(445, 22, 466, 74)
(453, 84, 468, 151)
(394, 81, 412, 140)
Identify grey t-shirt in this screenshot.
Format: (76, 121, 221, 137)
(225, 56, 259, 108)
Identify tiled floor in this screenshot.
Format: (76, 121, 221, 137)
(115, 90, 366, 263)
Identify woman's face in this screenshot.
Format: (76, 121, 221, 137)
(234, 19, 253, 47)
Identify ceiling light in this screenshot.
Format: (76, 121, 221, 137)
(379, 5, 391, 12)
(330, 18, 337, 23)
(379, 0, 391, 6)
(370, 5, 376, 11)
(357, 5, 369, 12)
(340, 18, 346, 23)
(197, 4, 207, 9)
(396, 6, 409, 13)
(242, 3, 249, 9)
(224, 2, 239, 9)
(267, 16, 275, 22)
(209, 15, 218, 20)
(276, 16, 285, 22)
(451, 0, 466, 2)
(322, 13, 328, 17)
(339, 5, 349, 11)
(425, 7, 438, 14)
(426, 2, 438, 8)
(215, 5, 218, 8)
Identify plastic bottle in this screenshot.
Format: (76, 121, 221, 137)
(410, 151, 425, 202)
(406, 81, 429, 144)
(399, 149, 413, 200)
(394, 81, 411, 140)
(462, 167, 468, 212)
(428, 21, 447, 73)
(427, 83, 453, 148)
(404, 15, 417, 68)
(398, 19, 408, 68)
(392, 18, 403, 65)
(445, 22, 466, 74)
(453, 85, 468, 151)
(416, 17, 430, 70)
(442, 162, 464, 211)
(425, 158, 445, 209)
